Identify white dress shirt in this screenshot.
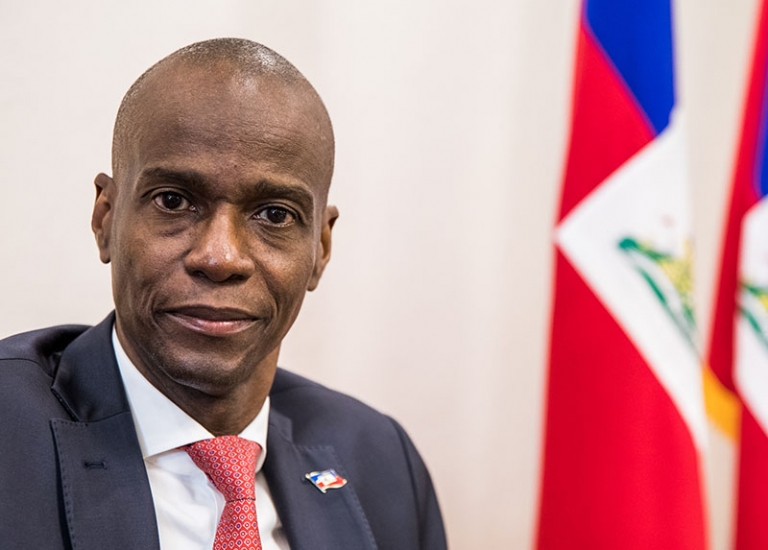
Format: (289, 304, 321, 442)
(112, 330, 290, 550)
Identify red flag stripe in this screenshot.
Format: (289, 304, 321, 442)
(557, 23, 653, 221)
(735, 408, 768, 547)
(538, 252, 706, 548)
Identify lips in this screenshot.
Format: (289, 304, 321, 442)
(161, 305, 259, 337)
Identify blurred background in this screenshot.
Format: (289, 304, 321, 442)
(0, 1, 759, 547)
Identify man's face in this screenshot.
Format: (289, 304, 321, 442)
(92, 64, 336, 398)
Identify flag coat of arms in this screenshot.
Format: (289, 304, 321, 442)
(537, 1, 707, 547)
(708, 0, 768, 547)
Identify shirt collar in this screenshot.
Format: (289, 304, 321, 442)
(111, 328, 269, 472)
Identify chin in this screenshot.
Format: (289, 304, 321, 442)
(150, 340, 273, 395)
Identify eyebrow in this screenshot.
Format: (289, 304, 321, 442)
(140, 167, 207, 188)
(138, 167, 316, 210)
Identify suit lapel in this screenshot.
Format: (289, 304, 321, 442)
(51, 414, 160, 550)
(264, 410, 377, 550)
(50, 314, 160, 550)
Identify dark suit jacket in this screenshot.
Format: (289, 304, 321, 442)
(0, 315, 446, 549)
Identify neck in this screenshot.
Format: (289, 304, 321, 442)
(143, 351, 278, 436)
(116, 326, 279, 435)
(172, 387, 269, 436)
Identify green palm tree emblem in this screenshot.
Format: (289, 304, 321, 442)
(739, 281, 768, 350)
(618, 237, 697, 351)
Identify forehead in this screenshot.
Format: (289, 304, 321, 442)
(123, 63, 333, 193)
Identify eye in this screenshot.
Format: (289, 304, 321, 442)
(256, 206, 295, 226)
(153, 192, 192, 211)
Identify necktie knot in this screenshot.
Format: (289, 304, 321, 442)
(185, 436, 261, 503)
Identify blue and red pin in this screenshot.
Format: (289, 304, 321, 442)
(304, 469, 348, 493)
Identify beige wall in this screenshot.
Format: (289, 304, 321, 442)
(0, 1, 758, 547)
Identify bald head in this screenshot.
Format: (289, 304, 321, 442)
(112, 38, 334, 188)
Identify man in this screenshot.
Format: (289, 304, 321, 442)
(0, 38, 446, 549)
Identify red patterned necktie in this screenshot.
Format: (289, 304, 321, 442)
(185, 436, 263, 550)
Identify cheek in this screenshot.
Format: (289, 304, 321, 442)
(112, 230, 184, 306)
(264, 246, 316, 310)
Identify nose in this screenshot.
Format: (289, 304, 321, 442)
(184, 207, 256, 283)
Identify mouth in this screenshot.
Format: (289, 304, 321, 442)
(161, 306, 260, 337)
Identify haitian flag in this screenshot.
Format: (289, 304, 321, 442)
(537, 1, 707, 548)
(708, 0, 768, 547)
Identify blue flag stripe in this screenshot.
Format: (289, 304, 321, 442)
(584, 0, 675, 136)
(756, 70, 768, 198)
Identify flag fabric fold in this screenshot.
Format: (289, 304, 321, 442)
(537, 1, 707, 547)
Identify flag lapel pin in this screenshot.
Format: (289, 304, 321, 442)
(304, 469, 348, 494)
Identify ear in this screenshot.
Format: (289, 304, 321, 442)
(91, 172, 116, 264)
(307, 205, 339, 291)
